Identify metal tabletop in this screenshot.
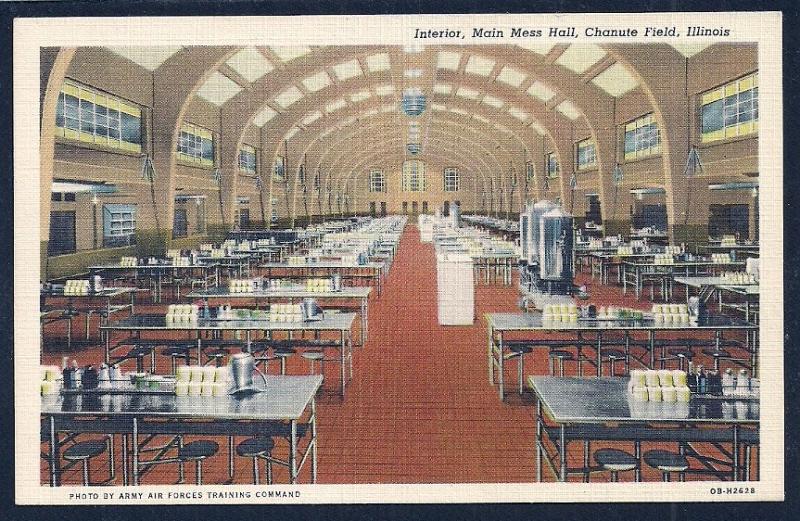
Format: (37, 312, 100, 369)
(42, 375, 322, 421)
(673, 276, 758, 289)
(258, 262, 384, 270)
(486, 312, 756, 332)
(42, 287, 135, 298)
(187, 286, 372, 299)
(102, 312, 357, 331)
(528, 376, 759, 424)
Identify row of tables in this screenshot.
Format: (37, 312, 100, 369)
(41, 217, 408, 487)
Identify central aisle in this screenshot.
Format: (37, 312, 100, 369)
(317, 225, 536, 483)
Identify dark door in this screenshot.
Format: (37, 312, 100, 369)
(443, 200, 450, 217)
(380, 202, 387, 216)
(402, 202, 408, 214)
(411, 201, 418, 214)
(239, 208, 250, 228)
(709, 204, 750, 239)
(422, 201, 428, 214)
(48, 211, 76, 255)
(173, 208, 188, 238)
(369, 202, 376, 216)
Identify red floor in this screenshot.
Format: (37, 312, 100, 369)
(41, 225, 756, 485)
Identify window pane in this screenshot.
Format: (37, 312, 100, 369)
(702, 99, 724, 133)
(55, 93, 65, 128)
(121, 112, 141, 144)
(201, 137, 214, 162)
(79, 99, 95, 133)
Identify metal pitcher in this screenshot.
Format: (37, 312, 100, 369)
(301, 298, 323, 321)
(229, 353, 267, 395)
(331, 274, 342, 292)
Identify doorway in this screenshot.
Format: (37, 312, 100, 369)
(48, 211, 76, 255)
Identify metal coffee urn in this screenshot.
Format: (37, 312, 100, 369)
(519, 200, 557, 292)
(538, 207, 574, 294)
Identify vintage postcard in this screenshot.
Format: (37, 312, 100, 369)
(13, 12, 783, 504)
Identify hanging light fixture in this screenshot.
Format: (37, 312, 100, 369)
(401, 88, 426, 116)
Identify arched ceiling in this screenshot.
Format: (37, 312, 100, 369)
(101, 42, 713, 190)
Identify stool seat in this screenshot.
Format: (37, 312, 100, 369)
(236, 437, 275, 457)
(702, 349, 731, 358)
(301, 351, 325, 361)
(161, 345, 192, 356)
(549, 350, 574, 360)
(508, 344, 533, 354)
(594, 448, 638, 472)
(668, 348, 694, 357)
(178, 440, 219, 461)
(127, 346, 154, 358)
(601, 349, 626, 359)
(644, 450, 689, 472)
(63, 440, 107, 461)
(274, 348, 296, 356)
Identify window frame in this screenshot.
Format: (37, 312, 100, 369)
(546, 152, 560, 179)
(238, 144, 258, 174)
(177, 122, 215, 167)
(102, 203, 137, 248)
(576, 138, 597, 171)
(700, 72, 758, 143)
(369, 169, 386, 193)
(443, 167, 459, 192)
(402, 160, 427, 192)
(55, 79, 143, 153)
(624, 113, 661, 161)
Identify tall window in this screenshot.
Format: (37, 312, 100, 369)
(297, 165, 306, 185)
(526, 161, 534, 180)
(369, 169, 386, 193)
(273, 156, 285, 182)
(177, 122, 214, 167)
(270, 196, 279, 222)
(701, 72, 758, 143)
(443, 167, 459, 192)
(103, 204, 137, 248)
(239, 144, 257, 174)
(55, 79, 142, 152)
(576, 139, 597, 170)
(402, 160, 426, 192)
(546, 153, 560, 178)
(624, 113, 661, 160)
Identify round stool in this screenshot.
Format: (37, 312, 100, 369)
(548, 350, 575, 377)
(205, 348, 229, 367)
(301, 351, 326, 375)
(126, 346, 155, 373)
(601, 349, 627, 376)
(505, 344, 533, 395)
(235, 437, 276, 485)
(701, 349, 731, 371)
(161, 345, 193, 375)
(63, 439, 108, 486)
(665, 348, 694, 371)
(178, 440, 219, 485)
(594, 448, 638, 482)
(643, 450, 689, 482)
(273, 348, 296, 375)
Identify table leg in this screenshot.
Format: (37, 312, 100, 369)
(649, 330, 656, 369)
(488, 326, 495, 385)
(498, 332, 505, 400)
(340, 330, 346, 397)
(596, 332, 602, 377)
(360, 297, 367, 346)
(311, 398, 318, 483)
(535, 398, 543, 482)
(48, 416, 59, 487)
(559, 424, 567, 482)
(732, 424, 740, 481)
(228, 436, 234, 481)
(289, 420, 298, 484)
(132, 418, 139, 486)
(122, 433, 129, 486)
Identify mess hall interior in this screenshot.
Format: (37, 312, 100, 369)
(37, 43, 760, 486)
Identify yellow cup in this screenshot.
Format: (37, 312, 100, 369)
(647, 386, 662, 402)
(676, 386, 691, 402)
(661, 386, 677, 402)
(175, 382, 189, 396)
(644, 370, 660, 387)
(672, 370, 687, 387)
(658, 369, 674, 387)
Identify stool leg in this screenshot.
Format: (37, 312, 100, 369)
(195, 460, 203, 485)
(517, 354, 524, 395)
(252, 457, 260, 485)
(611, 471, 619, 482)
(82, 459, 90, 486)
(171, 355, 178, 376)
(549, 355, 555, 376)
(559, 358, 565, 377)
(280, 357, 286, 375)
(663, 471, 670, 482)
(266, 458, 273, 485)
(136, 356, 144, 373)
(177, 437, 185, 483)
